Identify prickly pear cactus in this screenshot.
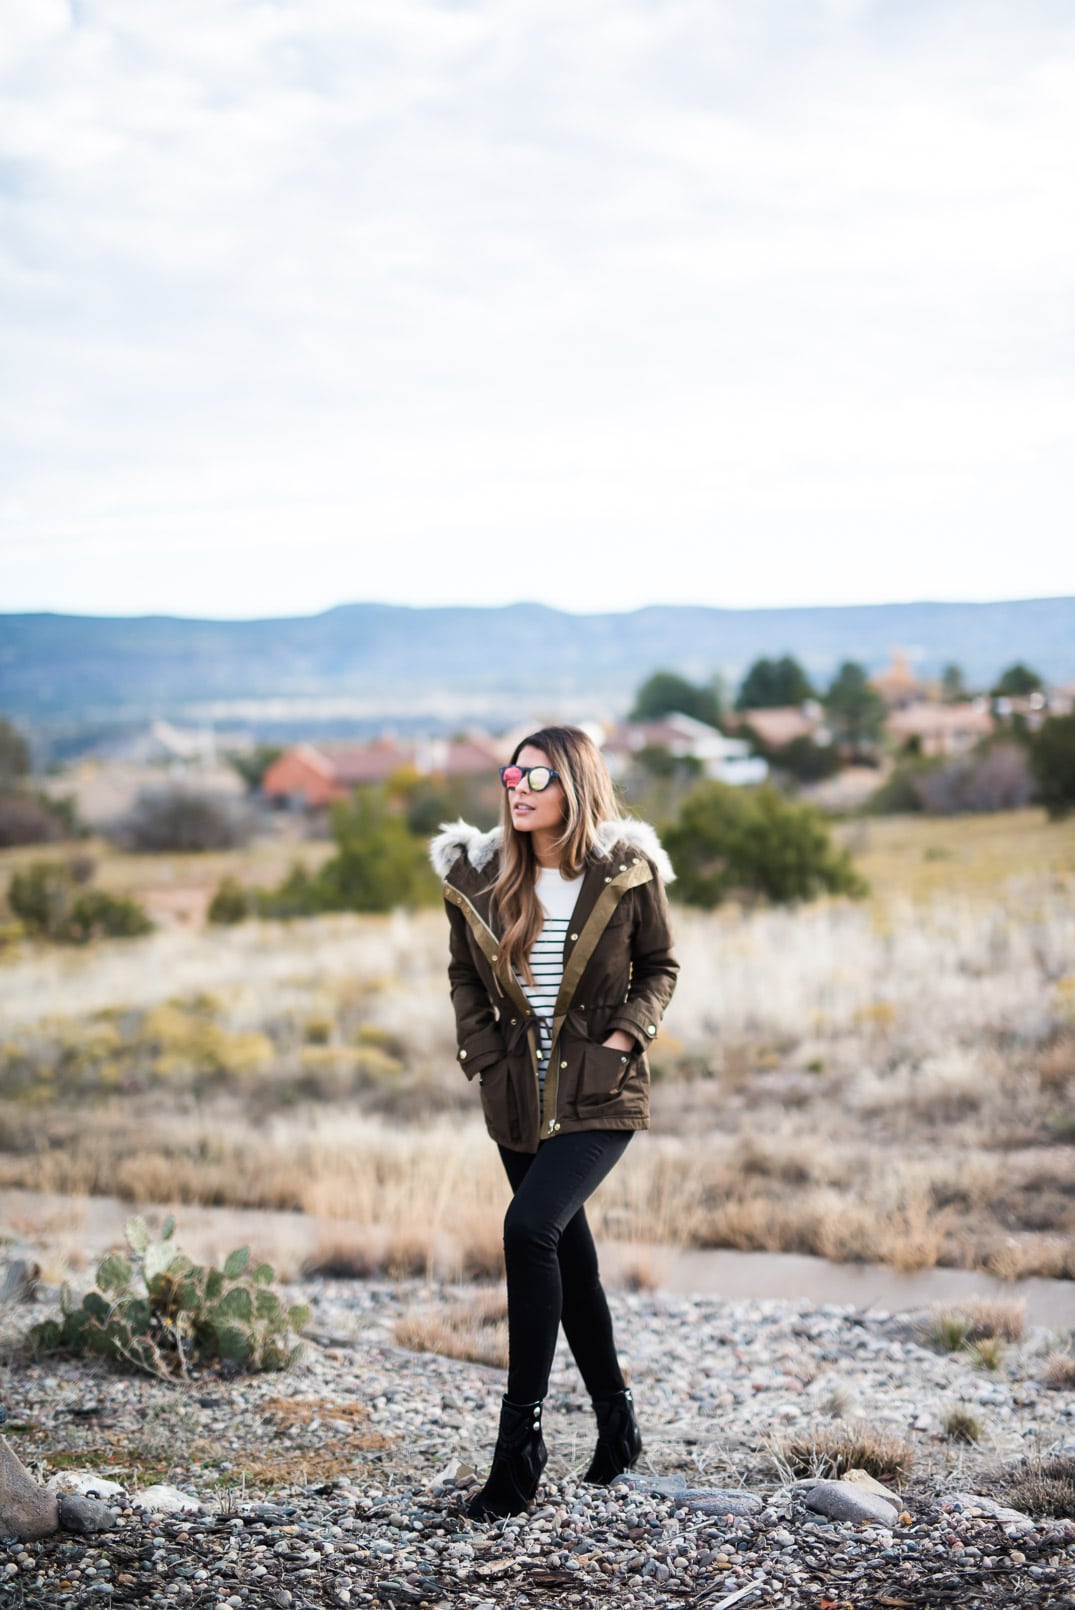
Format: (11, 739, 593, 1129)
(28, 1216, 309, 1379)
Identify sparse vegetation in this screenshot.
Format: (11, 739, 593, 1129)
(7, 858, 152, 943)
(115, 784, 256, 852)
(28, 1215, 309, 1378)
(774, 1422, 914, 1485)
(1000, 1455, 1075, 1519)
(942, 1406, 984, 1444)
(394, 1291, 509, 1368)
(1, 810, 1073, 1280)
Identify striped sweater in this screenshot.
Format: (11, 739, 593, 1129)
(516, 866, 584, 1097)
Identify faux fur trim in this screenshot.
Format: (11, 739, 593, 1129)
(430, 817, 676, 884)
(594, 818, 677, 884)
(429, 819, 502, 879)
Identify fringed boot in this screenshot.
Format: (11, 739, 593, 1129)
(466, 1397, 547, 1521)
(583, 1387, 642, 1484)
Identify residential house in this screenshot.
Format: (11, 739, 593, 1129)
(262, 733, 502, 811)
(602, 712, 768, 785)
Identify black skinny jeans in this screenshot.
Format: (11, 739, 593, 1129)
(498, 1129, 632, 1405)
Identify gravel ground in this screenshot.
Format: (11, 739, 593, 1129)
(2, 1280, 1074, 1609)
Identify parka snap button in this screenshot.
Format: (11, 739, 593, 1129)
(569, 933, 578, 941)
(646, 1025, 657, 1036)
(510, 1018, 517, 1025)
(560, 1060, 568, 1069)
(491, 953, 498, 961)
(604, 876, 611, 883)
(459, 1049, 467, 1059)
(619, 863, 627, 871)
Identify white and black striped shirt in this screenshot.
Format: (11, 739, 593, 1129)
(516, 866, 584, 1095)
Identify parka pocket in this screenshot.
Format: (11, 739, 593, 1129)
(575, 1042, 635, 1110)
(477, 1061, 523, 1146)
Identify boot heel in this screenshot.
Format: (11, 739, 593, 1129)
(467, 1398, 547, 1520)
(583, 1387, 642, 1485)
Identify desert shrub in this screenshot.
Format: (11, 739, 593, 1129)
(665, 781, 867, 907)
(208, 875, 254, 925)
(867, 757, 939, 814)
(1030, 714, 1075, 820)
(114, 784, 255, 851)
(775, 1421, 914, 1484)
(1001, 1455, 1075, 1519)
(28, 1215, 309, 1378)
(0, 715, 31, 784)
(0, 794, 67, 846)
(942, 1406, 983, 1444)
(913, 742, 1034, 814)
(209, 790, 436, 921)
(7, 860, 151, 943)
(869, 742, 1034, 816)
(767, 735, 841, 784)
(319, 788, 438, 910)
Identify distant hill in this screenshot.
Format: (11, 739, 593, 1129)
(2, 597, 1074, 738)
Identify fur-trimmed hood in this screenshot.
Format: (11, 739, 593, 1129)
(429, 817, 676, 885)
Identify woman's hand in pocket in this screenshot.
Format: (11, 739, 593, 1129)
(602, 1030, 636, 1055)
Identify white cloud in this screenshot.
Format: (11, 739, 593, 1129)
(2, 0, 1075, 616)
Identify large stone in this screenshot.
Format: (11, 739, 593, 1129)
(132, 1484, 201, 1514)
(682, 1488, 764, 1516)
(612, 1473, 688, 1497)
(57, 1493, 117, 1535)
(805, 1479, 898, 1527)
(45, 1470, 126, 1500)
(0, 1436, 59, 1541)
(841, 1468, 903, 1505)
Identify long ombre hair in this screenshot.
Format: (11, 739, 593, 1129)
(494, 725, 619, 984)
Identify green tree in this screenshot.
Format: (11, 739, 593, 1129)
(824, 661, 887, 756)
(664, 781, 867, 907)
(1030, 714, 1075, 819)
(230, 745, 283, 793)
(0, 716, 31, 786)
(630, 671, 722, 727)
(940, 663, 968, 703)
(735, 655, 815, 711)
(992, 663, 1043, 698)
(317, 787, 436, 911)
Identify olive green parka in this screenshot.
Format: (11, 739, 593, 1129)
(431, 818, 679, 1153)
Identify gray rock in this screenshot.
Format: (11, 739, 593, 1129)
(946, 1492, 1034, 1530)
(0, 1260, 40, 1305)
(132, 1483, 202, 1513)
(0, 1436, 59, 1541)
(681, 1488, 764, 1516)
(57, 1493, 118, 1535)
(611, 1473, 688, 1497)
(805, 1480, 898, 1527)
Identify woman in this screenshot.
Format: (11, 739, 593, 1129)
(430, 725, 678, 1520)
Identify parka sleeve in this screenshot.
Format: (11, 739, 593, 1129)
(445, 897, 508, 1079)
(606, 869, 679, 1050)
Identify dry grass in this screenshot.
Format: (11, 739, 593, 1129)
(1043, 1352, 1075, 1391)
(942, 1406, 984, 1445)
(394, 1292, 509, 1369)
(1000, 1455, 1075, 1520)
(2, 811, 1075, 1279)
(773, 1421, 915, 1485)
(927, 1301, 1026, 1353)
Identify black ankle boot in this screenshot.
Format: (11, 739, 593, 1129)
(583, 1387, 642, 1484)
(466, 1397, 547, 1521)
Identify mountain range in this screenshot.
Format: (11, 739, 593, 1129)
(2, 597, 1073, 739)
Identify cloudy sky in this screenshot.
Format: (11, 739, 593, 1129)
(3, 0, 1074, 619)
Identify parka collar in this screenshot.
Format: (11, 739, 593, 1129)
(429, 817, 676, 885)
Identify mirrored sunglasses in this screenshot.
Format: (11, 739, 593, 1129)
(499, 764, 561, 792)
